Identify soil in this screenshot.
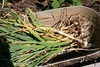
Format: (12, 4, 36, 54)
(81, 0, 100, 14)
(1, 0, 99, 14)
(0, 0, 100, 16)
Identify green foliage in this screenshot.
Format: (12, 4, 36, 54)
(58, 0, 65, 3)
(51, 0, 60, 8)
(71, 0, 82, 6)
(25, 8, 41, 27)
(51, 0, 65, 8)
(47, 0, 83, 9)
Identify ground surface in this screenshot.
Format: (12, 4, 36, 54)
(0, 0, 100, 14)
